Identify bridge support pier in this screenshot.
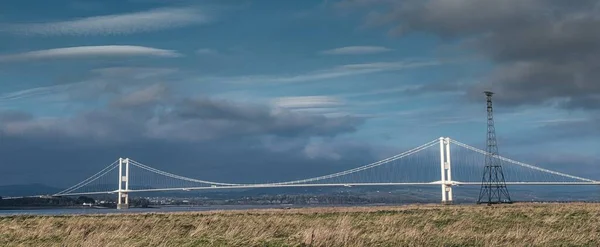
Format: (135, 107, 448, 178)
(117, 158, 130, 210)
(117, 193, 129, 209)
(440, 137, 453, 205)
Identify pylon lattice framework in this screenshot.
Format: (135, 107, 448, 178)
(477, 91, 512, 204)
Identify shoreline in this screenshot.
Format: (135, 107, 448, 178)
(1, 201, 598, 216)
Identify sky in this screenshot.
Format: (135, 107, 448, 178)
(0, 0, 599, 187)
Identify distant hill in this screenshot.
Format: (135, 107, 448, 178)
(0, 184, 61, 197)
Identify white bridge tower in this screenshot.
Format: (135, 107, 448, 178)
(117, 158, 130, 209)
(440, 137, 453, 204)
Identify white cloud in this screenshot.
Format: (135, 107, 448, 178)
(530, 118, 589, 127)
(196, 48, 218, 55)
(338, 85, 420, 98)
(0, 45, 181, 62)
(110, 84, 169, 107)
(4, 7, 210, 36)
(272, 96, 344, 109)
(271, 96, 347, 118)
(0, 66, 178, 104)
(214, 60, 441, 84)
(304, 141, 342, 160)
(91, 67, 179, 79)
(0, 84, 74, 103)
(321, 46, 393, 55)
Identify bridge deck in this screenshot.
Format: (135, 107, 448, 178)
(52, 181, 599, 196)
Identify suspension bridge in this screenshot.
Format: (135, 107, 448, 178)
(47, 137, 598, 209)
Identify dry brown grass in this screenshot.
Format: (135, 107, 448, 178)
(1, 203, 599, 247)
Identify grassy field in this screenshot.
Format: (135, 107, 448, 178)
(0, 203, 599, 246)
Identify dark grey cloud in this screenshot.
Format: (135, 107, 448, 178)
(337, 0, 600, 109)
(150, 93, 363, 142)
(4, 84, 363, 143)
(0, 84, 370, 187)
